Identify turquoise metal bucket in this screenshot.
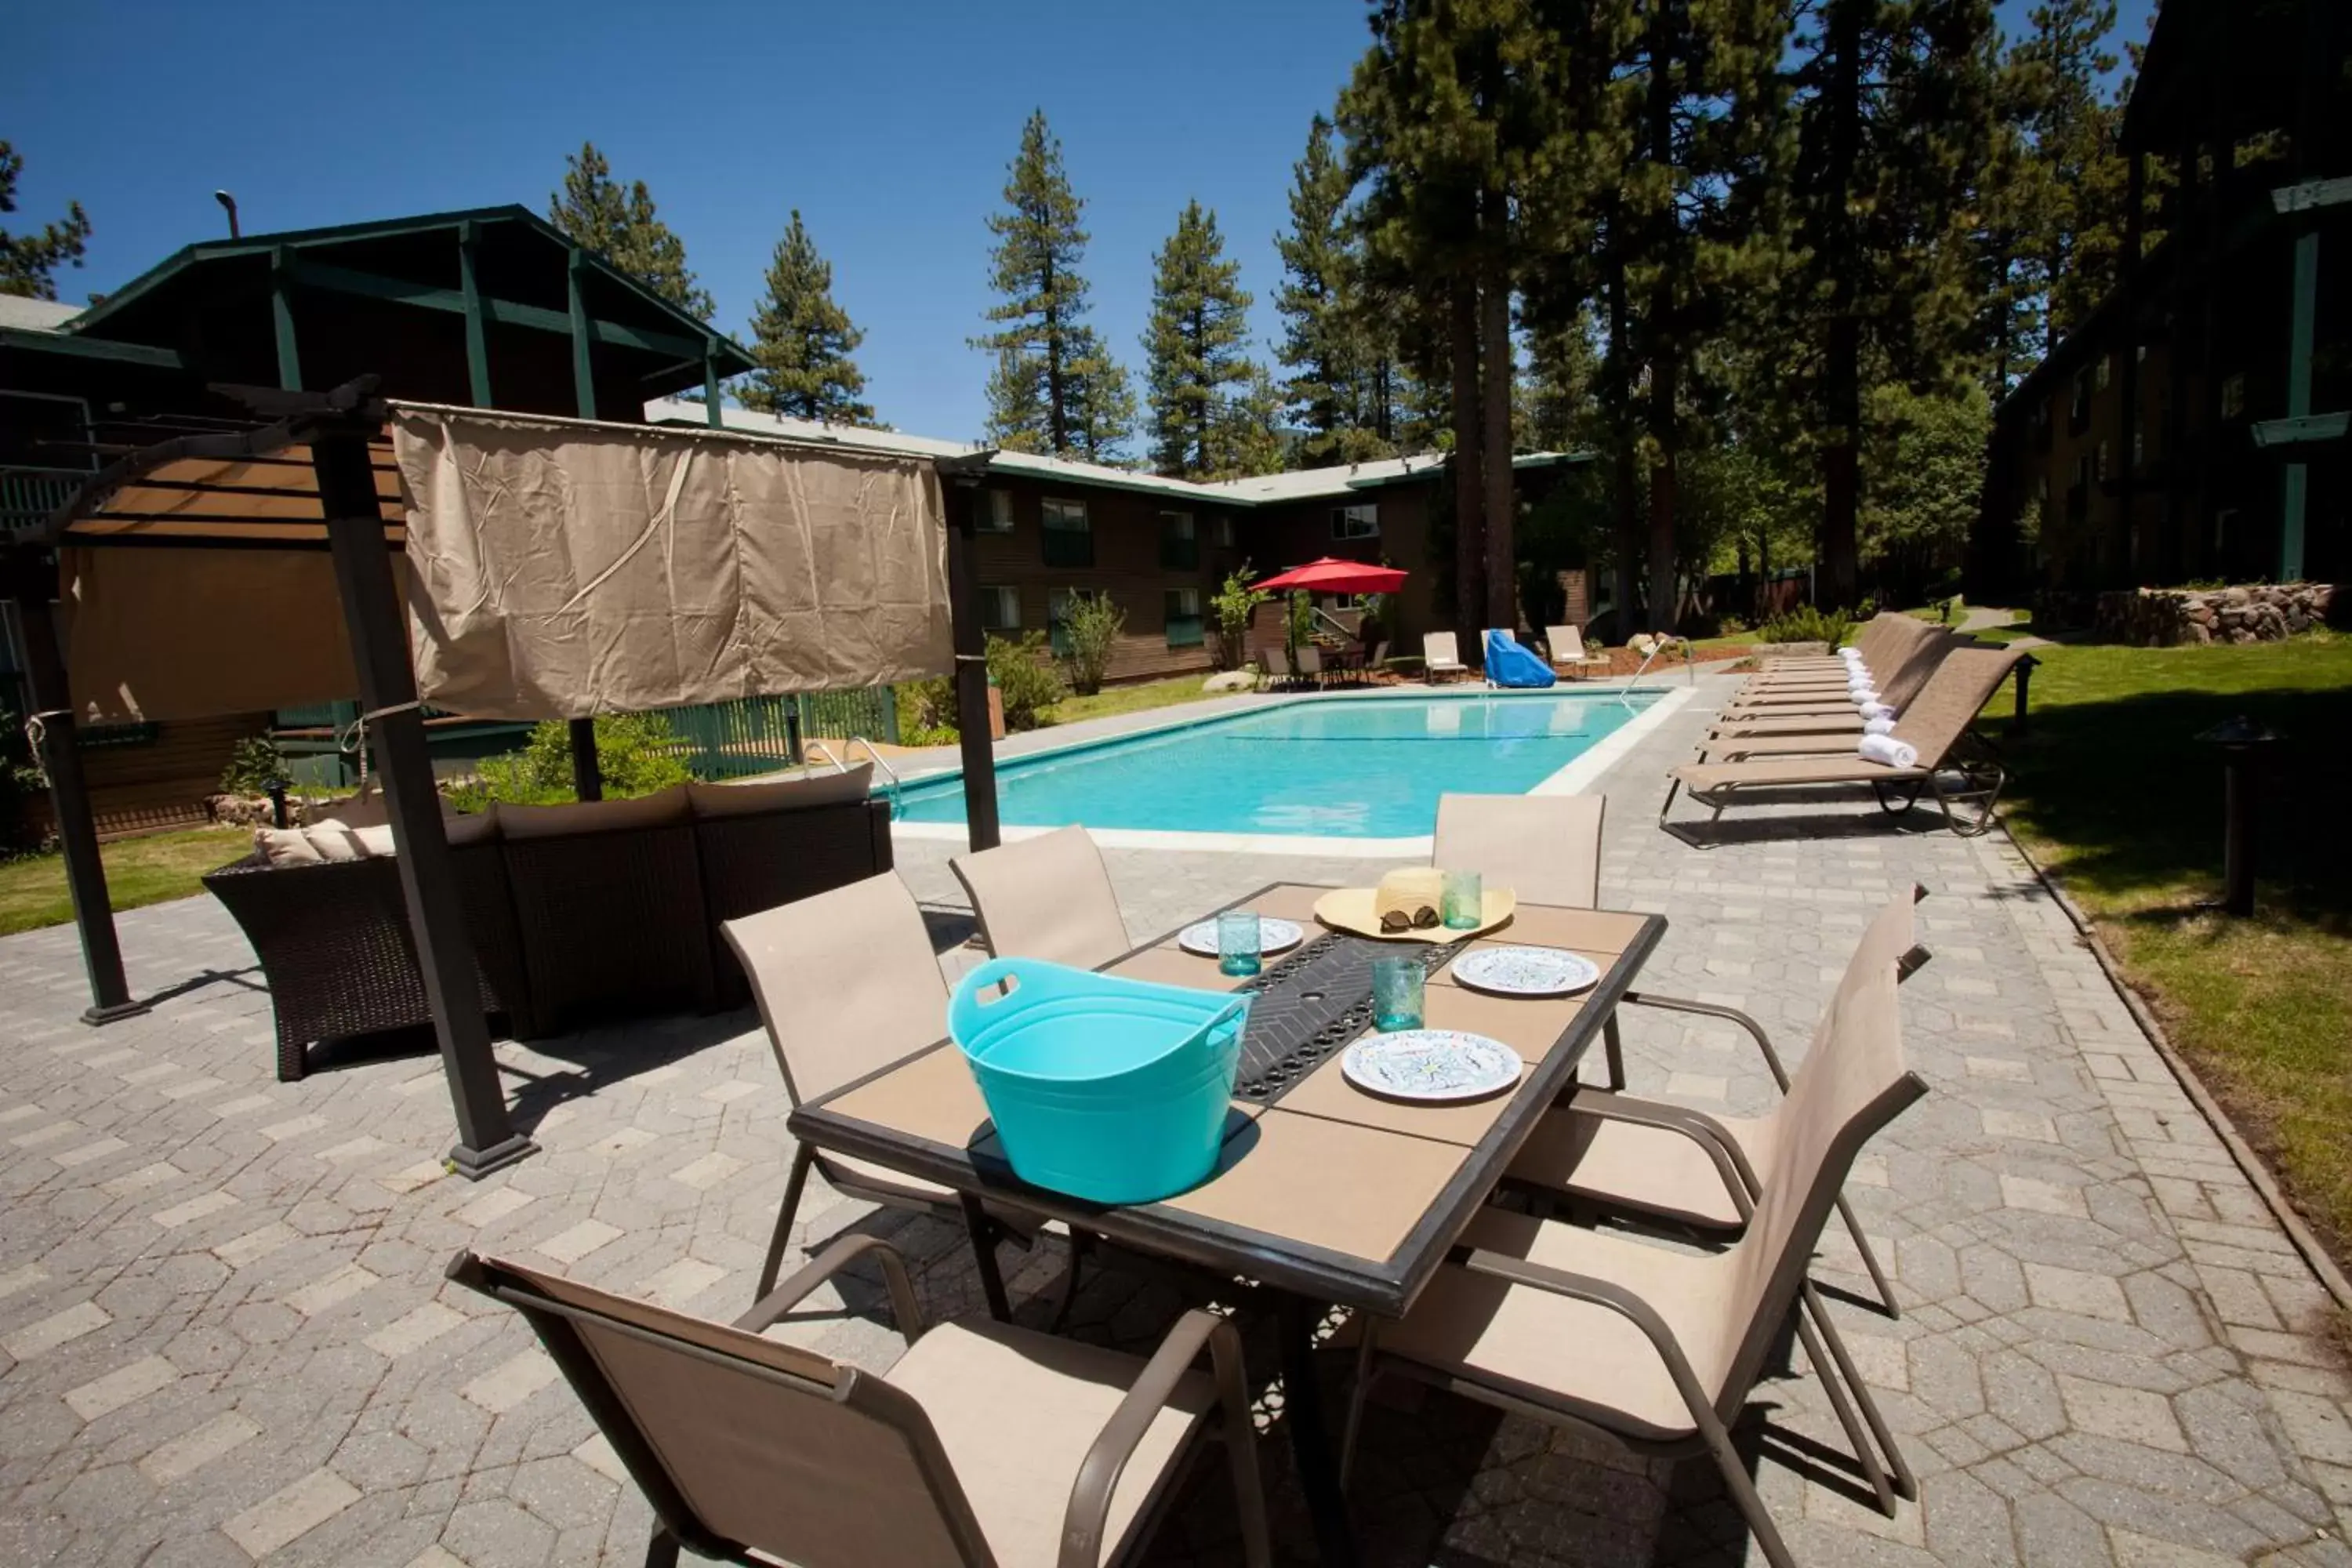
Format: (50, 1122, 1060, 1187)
(948, 958, 1250, 1204)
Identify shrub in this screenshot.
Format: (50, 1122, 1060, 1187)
(1, 706, 47, 852)
(1755, 605, 1855, 647)
(1284, 590, 1315, 653)
(220, 735, 292, 797)
(1056, 591, 1124, 696)
(1718, 614, 1751, 637)
(897, 678, 959, 746)
(1210, 566, 1270, 670)
(445, 713, 691, 810)
(992, 630, 1066, 729)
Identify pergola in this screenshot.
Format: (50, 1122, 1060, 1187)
(2, 377, 1004, 1177)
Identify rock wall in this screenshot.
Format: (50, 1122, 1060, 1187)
(2095, 583, 2339, 646)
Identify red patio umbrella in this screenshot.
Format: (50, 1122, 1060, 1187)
(1254, 556, 1408, 594)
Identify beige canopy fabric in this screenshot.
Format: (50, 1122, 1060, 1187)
(391, 406, 955, 720)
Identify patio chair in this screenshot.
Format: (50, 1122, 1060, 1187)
(1661, 646, 2027, 841)
(450, 1240, 1272, 1568)
(1295, 644, 1329, 688)
(1544, 624, 1610, 681)
(1736, 612, 1916, 688)
(1422, 630, 1468, 683)
(952, 825, 1131, 971)
(1431, 792, 1624, 1091)
(1502, 889, 1926, 1325)
(1260, 644, 1294, 691)
(1708, 630, 1962, 744)
(1339, 901, 1928, 1568)
(724, 872, 1044, 1301)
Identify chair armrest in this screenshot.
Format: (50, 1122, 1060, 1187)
(1551, 1092, 1759, 1216)
(1451, 1246, 1724, 1427)
(1619, 991, 1791, 1093)
(734, 1234, 923, 1344)
(1059, 1308, 1242, 1568)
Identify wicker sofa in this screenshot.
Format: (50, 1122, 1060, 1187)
(205, 773, 891, 1080)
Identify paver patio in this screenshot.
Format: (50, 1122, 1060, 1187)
(4, 673, 2350, 1566)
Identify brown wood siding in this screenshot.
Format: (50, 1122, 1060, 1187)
(1247, 486, 1439, 648)
(969, 477, 1242, 683)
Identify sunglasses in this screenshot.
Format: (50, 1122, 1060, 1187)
(1378, 905, 1441, 933)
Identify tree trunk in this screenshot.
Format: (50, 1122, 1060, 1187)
(1479, 240, 1515, 632)
(1606, 249, 1640, 637)
(1450, 274, 1486, 644)
(1043, 256, 1067, 455)
(1646, 355, 1679, 634)
(1817, 0, 1864, 610)
(1642, 2, 1679, 634)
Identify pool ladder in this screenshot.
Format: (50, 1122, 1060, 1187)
(806, 736, 904, 818)
(1621, 637, 1695, 711)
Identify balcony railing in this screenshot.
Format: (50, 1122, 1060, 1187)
(2, 467, 85, 536)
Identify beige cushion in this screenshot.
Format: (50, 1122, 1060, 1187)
(688, 762, 872, 818)
(1377, 1208, 1740, 1443)
(444, 806, 499, 848)
(887, 1316, 1213, 1567)
(497, 784, 691, 840)
(253, 826, 324, 868)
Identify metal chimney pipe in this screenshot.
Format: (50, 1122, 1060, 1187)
(213, 190, 240, 238)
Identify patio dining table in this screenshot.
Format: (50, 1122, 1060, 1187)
(787, 881, 1666, 1565)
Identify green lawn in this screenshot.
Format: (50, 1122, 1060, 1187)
(0, 827, 251, 938)
(1047, 673, 1239, 725)
(1982, 634, 2352, 1250)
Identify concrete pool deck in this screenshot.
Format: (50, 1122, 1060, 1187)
(4, 670, 2351, 1566)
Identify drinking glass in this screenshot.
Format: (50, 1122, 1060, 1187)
(1441, 869, 1485, 930)
(1371, 956, 1425, 1032)
(1217, 909, 1262, 978)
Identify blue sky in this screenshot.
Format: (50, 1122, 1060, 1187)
(5, 0, 2154, 444)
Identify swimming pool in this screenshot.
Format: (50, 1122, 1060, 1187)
(894, 690, 1669, 842)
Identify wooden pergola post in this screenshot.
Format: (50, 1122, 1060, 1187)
(5, 569, 147, 1025)
(311, 420, 535, 1178)
(563, 246, 604, 802)
(937, 458, 1000, 851)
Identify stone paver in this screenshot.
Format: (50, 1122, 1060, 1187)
(2, 672, 2347, 1565)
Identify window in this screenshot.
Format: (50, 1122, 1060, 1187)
(1330, 503, 1379, 540)
(1048, 587, 1098, 657)
(2220, 372, 2246, 421)
(2034, 474, 2050, 514)
(1158, 510, 1198, 571)
(2131, 428, 2144, 470)
(2070, 368, 2093, 430)
(1164, 588, 1204, 648)
(1210, 514, 1235, 548)
(978, 489, 1014, 534)
(978, 586, 1020, 633)
(2095, 354, 2111, 391)
(2095, 440, 2111, 483)
(1041, 497, 1092, 568)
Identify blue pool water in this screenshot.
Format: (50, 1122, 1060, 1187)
(895, 691, 1657, 838)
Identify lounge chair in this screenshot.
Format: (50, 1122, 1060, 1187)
(1728, 622, 1928, 702)
(1710, 629, 1961, 740)
(952, 824, 1131, 971)
(451, 1240, 1272, 1568)
(1422, 630, 1468, 682)
(1503, 889, 1926, 1324)
(1338, 897, 1927, 1568)
(1544, 623, 1610, 681)
(1663, 645, 2027, 840)
(724, 872, 1042, 1301)
(1432, 792, 1622, 1089)
(1737, 612, 1917, 688)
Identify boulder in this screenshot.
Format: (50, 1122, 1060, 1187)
(1202, 670, 1259, 693)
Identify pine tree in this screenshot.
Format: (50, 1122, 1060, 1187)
(1144, 201, 1258, 479)
(974, 111, 1134, 460)
(547, 142, 713, 320)
(1274, 118, 1394, 465)
(741, 210, 874, 425)
(0, 140, 89, 301)
(2008, 0, 2123, 349)
(1212, 366, 1292, 480)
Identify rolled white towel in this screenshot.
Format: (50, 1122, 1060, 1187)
(1849, 687, 1879, 706)
(1858, 700, 1895, 720)
(1846, 666, 1873, 685)
(1864, 716, 1896, 735)
(1858, 733, 1918, 768)
(1838, 646, 1863, 659)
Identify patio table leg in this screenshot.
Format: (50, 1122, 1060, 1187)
(1279, 1293, 1359, 1565)
(958, 1192, 1013, 1322)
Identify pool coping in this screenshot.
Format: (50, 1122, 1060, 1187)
(887, 681, 1700, 857)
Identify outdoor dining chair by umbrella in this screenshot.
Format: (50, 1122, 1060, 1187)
(724, 873, 1047, 1304)
(1503, 890, 1926, 1334)
(1338, 898, 1928, 1568)
(952, 825, 1132, 972)
(1662, 646, 2029, 841)
(1432, 792, 1625, 1090)
(452, 1238, 1272, 1568)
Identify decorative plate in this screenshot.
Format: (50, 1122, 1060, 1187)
(1450, 945, 1600, 998)
(1177, 916, 1305, 958)
(1313, 887, 1517, 945)
(1341, 1030, 1523, 1103)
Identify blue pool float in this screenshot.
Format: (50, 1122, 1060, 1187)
(947, 958, 1250, 1203)
(1485, 630, 1558, 688)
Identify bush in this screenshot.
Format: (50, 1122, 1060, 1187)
(897, 679, 959, 746)
(220, 735, 292, 797)
(1056, 591, 1124, 696)
(1211, 566, 1270, 670)
(445, 713, 691, 810)
(1, 706, 47, 852)
(992, 630, 1066, 729)
(1284, 590, 1315, 653)
(1755, 605, 1855, 647)
(1718, 614, 1751, 637)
